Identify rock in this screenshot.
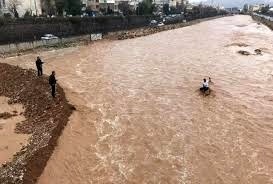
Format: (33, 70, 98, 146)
(254, 49, 262, 55)
(238, 50, 251, 56)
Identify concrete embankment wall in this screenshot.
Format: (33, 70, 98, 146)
(252, 14, 273, 29)
(0, 34, 102, 53)
(0, 15, 227, 54)
(0, 16, 158, 45)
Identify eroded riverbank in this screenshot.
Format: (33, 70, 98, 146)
(0, 64, 73, 184)
(2, 15, 273, 183)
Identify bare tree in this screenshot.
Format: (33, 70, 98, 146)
(8, 0, 21, 18)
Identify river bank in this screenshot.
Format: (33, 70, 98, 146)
(0, 63, 74, 184)
(1, 15, 228, 58)
(252, 13, 273, 30)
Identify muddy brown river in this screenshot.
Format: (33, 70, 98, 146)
(2, 15, 273, 184)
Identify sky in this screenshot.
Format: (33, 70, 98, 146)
(189, 0, 273, 7)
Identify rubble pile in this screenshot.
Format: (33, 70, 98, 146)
(0, 63, 74, 184)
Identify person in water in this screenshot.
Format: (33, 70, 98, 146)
(200, 78, 209, 92)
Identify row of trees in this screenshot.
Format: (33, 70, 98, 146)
(4, 0, 21, 18)
(43, 0, 83, 16)
(3, 0, 225, 18)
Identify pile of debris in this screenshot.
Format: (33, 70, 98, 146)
(0, 63, 74, 184)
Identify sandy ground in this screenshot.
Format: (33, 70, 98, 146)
(2, 15, 273, 183)
(0, 97, 29, 165)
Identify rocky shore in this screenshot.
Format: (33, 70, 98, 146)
(0, 63, 74, 184)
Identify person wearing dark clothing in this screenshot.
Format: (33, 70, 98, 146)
(36, 56, 44, 76)
(49, 71, 57, 98)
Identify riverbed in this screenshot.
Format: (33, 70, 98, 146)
(3, 15, 273, 184)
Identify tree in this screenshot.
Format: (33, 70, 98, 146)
(261, 5, 270, 14)
(56, 0, 65, 15)
(118, 2, 131, 16)
(41, 0, 56, 16)
(107, 6, 113, 14)
(163, 4, 169, 15)
(65, 0, 83, 16)
(7, 0, 21, 18)
(24, 10, 32, 17)
(170, 6, 177, 14)
(137, 0, 155, 15)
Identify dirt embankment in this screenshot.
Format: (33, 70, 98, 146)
(0, 63, 74, 184)
(252, 14, 273, 30)
(105, 16, 228, 40)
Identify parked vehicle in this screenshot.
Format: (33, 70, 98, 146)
(150, 20, 158, 25)
(41, 34, 59, 40)
(157, 22, 164, 27)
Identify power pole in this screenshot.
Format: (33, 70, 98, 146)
(34, 0, 38, 15)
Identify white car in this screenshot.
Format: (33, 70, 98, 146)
(41, 34, 59, 40)
(157, 22, 164, 27)
(150, 20, 158, 25)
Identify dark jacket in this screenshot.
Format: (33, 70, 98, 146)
(49, 75, 57, 85)
(36, 59, 44, 68)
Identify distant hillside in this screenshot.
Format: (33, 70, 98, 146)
(202, 0, 273, 8)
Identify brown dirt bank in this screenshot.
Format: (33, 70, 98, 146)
(0, 63, 74, 184)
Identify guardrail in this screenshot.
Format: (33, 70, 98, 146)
(0, 33, 103, 53)
(253, 13, 273, 21)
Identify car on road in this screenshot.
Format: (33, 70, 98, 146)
(150, 20, 158, 25)
(41, 34, 59, 40)
(157, 22, 164, 27)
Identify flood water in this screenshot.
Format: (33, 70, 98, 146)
(3, 15, 273, 184)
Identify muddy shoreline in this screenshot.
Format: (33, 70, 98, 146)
(0, 63, 74, 184)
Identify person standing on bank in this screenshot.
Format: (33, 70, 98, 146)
(36, 56, 44, 76)
(49, 71, 57, 98)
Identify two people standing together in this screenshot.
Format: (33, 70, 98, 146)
(35, 56, 57, 98)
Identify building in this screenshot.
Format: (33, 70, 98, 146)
(0, 0, 8, 16)
(114, 0, 130, 12)
(99, 0, 115, 12)
(21, 0, 42, 16)
(153, 0, 169, 7)
(249, 4, 261, 12)
(225, 7, 239, 14)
